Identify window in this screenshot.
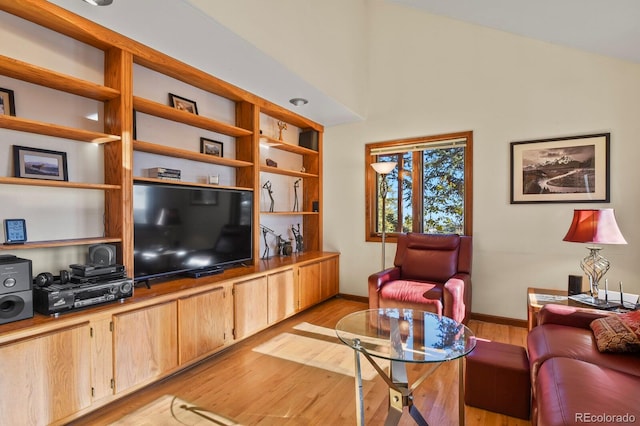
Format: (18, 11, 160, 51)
(365, 131, 473, 242)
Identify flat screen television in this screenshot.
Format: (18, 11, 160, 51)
(133, 181, 253, 283)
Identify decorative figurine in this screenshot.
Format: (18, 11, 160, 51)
(291, 223, 303, 253)
(292, 178, 301, 212)
(262, 180, 274, 212)
(277, 121, 287, 140)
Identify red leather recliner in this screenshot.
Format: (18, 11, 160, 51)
(368, 233, 472, 324)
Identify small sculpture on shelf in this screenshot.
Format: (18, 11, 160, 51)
(291, 223, 303, 253)
(260, 224, 278, 259)
(292, 178, 301, 212)
(262, 180, 274, 212)
(277, 120, 287, 140)
(266, 158, 278, 167)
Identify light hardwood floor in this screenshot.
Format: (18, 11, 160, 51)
(70, 297, 531, 426)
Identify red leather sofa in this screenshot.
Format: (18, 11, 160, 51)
(368, 233, 472, 324)
(527, 304, 640, 425)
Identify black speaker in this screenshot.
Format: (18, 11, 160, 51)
(568, 275, 583, 295)
(87, 244, 116, 266)
(0, 255, 33, 324)
(299, 129, 319, 151)
(312, 201, 319, 212)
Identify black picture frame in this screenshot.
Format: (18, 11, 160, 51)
(510, 133, 610, 204)
(13, 145, 69, 181)
(200, 137, 223, 157)
(169, 93, 198, 115)
(0, 87, 16, 116)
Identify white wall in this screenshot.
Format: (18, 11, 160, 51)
(325, 1, 640, 319)
(186, 0, 369, 119)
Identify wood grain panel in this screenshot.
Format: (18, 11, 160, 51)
(320, 256, 340, 300)
(298, 262, 321, 310)
(0, 323, 91, 425)
(0, 115, 120, 143)
(178, 286, 228, 364)
(267, 269, 296, 323)
(90, 317, 113, 402)
(233, 276, 268, 340)
(113, 302, 178, 393)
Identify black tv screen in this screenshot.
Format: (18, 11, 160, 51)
(133, 182, 253, 281)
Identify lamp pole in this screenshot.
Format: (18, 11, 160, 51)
(371, 162, 397, 270)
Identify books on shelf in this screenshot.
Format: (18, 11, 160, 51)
(147, 167, 181, 180)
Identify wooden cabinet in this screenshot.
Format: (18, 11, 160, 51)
(233, 276, 269, 340)
(0, 323, 92, 425)
(178, 285, 230, 364)
(298, 256, 340, 310)
(320, 256, 340, 301)
(267, 268, 296, 324)
(112, 302, 178, 393)
(89, 316, 114, 402)
(298, 262, 321, 310)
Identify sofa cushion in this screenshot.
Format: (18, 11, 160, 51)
(528, 323, 640, 392)
(536, 357, 640, 426)
(590, 310, 640, 353)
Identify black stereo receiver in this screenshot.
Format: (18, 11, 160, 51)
(33, 277, 133, 316)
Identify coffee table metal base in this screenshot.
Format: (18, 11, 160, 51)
(352, 339, 464, 426)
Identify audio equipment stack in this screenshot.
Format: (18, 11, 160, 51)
(33, 263, 133, 316)
(0, 255, 34, 324)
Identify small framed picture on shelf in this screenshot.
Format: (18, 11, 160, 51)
(200, 137, 223, 157)
(169, 93, 198, 115)
(0, 87, 16, 116)
(13, 145, 69, 181)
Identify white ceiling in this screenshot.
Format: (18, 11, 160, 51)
(50, 0, 640, 127)
(391, 0, 640, 64)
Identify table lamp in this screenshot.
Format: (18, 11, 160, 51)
(562, 209, 626, 299)
(371, 161, 397, 270)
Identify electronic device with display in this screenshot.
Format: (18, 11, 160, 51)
(133, 182, 253, 283)
(3, 219, 27, 245)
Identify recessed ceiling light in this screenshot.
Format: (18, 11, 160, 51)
(289, 98, 308, 107)
(83, 0, 113, 5)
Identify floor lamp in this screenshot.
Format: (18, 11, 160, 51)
(371, 161, 397, 270)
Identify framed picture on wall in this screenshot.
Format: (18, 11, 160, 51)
(0, 87, 16, 116)
(200, 137, 223, 157)
(13, 145, 69, 181)
(169, 93, 198, 115)
(510, 133, 610, 204)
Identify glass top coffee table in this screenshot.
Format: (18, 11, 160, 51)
(335, 308, 476, 426)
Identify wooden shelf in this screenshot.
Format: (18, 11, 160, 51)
(134, 177, 253, 191)
(260, 211, 318, 215)
(134, 140, 253, 168)
(0, 115, 120, 144)
(0, 176, 120, 190)
(133, 97, 252, 137)
(0, 237, 122, 250)
(259, 165, 318, 179)
(0, 55, 120, 101)
(259, 135, 318, 156)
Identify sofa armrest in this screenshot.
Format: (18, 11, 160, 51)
(537, 303, 612, 329)
(367, 267, 401, 309)
(443, 273, 470, 324)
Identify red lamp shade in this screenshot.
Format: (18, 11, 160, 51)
(563, 209, 627, 245)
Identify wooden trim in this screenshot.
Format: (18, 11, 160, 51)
(470, 312, 527, 329)
(133, 140, 253, 168)
(0, 115, 120, 143)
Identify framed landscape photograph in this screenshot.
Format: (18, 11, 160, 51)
(169, 93, 198, 115)
(13, 145, 69, 181)
(200, 137, 223, 157)
(510, 133, 610, 204)
(0, 87, 16, 116)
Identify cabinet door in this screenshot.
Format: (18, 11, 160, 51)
(113, 302, 178, 393)
(90, 317, 114, 402)
(233, 276, 268, 340)
(320, 257, 340, 300)
(268, 269, 296, 324)
(178, 286, 229, 364)
(0, 323, 92, 425)
(298, 262, 321, 310)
